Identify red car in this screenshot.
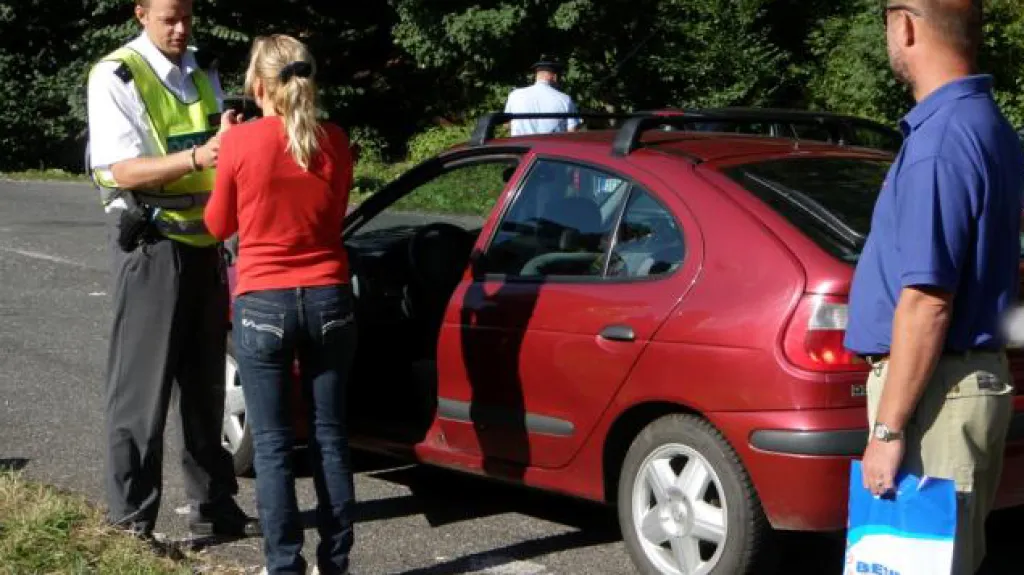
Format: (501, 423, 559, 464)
(222, 111, 1024, 574)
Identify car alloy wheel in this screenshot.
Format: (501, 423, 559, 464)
(631, 444, 727, 575)
(221, 339, 254, 476)
(618, 414, 771, 575)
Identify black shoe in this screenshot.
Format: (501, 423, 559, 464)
(187, 499, 261, 537)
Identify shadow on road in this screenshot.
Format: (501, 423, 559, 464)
(0, 458, 30, 472)
(317, 451, 1024, 574)
(395, 530, 614, 575)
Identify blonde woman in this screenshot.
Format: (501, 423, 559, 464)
(205, 35, 356, 575)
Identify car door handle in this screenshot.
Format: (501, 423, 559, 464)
(599, 325, 635, 342)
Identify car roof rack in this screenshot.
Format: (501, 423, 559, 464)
(471, 108, 898, 157)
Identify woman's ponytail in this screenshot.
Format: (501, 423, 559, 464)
(245, 35, 324, 170)
(276, 69, 321, 170)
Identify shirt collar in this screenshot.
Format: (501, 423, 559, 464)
(128, 32, 199, 82)
(900, 74, 993, 134)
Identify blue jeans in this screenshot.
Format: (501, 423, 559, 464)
(233, 285, 357, 575)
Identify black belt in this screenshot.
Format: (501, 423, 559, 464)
(861, 348, 1003, 364)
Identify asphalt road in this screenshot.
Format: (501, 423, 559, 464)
(1, 179, 1021, 574)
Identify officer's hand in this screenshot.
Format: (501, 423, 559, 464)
(196, 136, 221, 169)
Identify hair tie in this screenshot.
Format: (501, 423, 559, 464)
(278, 61, 313, 83)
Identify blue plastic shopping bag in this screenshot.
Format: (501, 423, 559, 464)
(843, 461, 957, 575)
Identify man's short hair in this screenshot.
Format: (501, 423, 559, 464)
(919, 0, 983, 59)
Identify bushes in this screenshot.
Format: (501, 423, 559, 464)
(351, 122, 476, 196)
(406, 123, 475, 163)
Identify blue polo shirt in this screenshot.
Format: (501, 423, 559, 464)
(845, 75, 1024, 355)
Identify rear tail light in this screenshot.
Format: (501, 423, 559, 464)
(783, 294, 867, 372)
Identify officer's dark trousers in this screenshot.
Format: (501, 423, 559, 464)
(104, 215, 237, 533)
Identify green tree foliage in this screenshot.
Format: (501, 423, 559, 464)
(982, 0, 1024, 127)
(0, 0, 1022, 172)
(806, 0, 1024, 126)
(391, 0, 787, 116)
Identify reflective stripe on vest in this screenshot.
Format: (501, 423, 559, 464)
(151, 209, 210, 236)
(135, 191, 210, 210)
(89, 47, 219, 247)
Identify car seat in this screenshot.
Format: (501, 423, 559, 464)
(520, 196, 604, 276)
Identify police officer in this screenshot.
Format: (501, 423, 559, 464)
(86, 0, 258, 540)
(503, 56, 581, 136)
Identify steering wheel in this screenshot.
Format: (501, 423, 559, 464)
(407, 222, 474, 286)
(404, 222, 475, 321)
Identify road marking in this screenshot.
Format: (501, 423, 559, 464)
(0, 246, 91, 269)
(466, 556, 548, 574)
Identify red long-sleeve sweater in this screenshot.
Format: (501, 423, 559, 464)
(205, 116, 352, 296)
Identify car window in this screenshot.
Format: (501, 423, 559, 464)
(724, 157, 892, 263)
(605, 188, 685, 278)
(387, 160, 518, 223)
(480, 160, 631, 278)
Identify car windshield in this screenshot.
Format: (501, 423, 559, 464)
(723, 157, 892, 263)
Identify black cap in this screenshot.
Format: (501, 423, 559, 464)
(531, 55, 564, 73)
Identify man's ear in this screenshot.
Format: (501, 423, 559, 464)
(900, 12, 918, 48)
(135, 4, 146, 26)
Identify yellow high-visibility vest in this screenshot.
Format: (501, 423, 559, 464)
(90, 46, 219, 247)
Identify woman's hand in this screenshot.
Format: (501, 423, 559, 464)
(218, 109, 243, 135)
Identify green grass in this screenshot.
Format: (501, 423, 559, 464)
(1, 169, 88, 183)
(0, 472, 239, 575)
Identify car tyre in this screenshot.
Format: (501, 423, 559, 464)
(222, 337, 254, 476)
(617, 414, 772, 575)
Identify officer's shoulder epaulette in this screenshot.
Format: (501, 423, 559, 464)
(113, 62, 133, 84)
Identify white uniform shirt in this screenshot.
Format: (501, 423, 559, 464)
(503, 80, 580, 136)
(87, 32, 223, 210)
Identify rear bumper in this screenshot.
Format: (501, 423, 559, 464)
(749, 412, 1024, 456)
(712, 409, 1024, 532)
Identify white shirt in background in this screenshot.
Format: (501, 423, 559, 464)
(503, 80, 580, 136)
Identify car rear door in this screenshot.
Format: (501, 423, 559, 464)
(435, 149, 704, 470)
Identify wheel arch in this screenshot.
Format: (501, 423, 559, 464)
(602, 401, 708, 503)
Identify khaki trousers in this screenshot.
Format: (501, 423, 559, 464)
(866, 351, 1014, 575)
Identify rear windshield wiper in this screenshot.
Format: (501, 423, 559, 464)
(744, 172, 865, 249)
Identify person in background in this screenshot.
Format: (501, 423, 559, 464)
(204, 34, 357, 575)
(86, 0, 258, 543)
(503, 55, 581, 136)
(845, 1, 1024, 573)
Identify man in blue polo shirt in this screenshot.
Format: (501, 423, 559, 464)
(845, 1, 1024, 572)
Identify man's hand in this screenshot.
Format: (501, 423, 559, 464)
(862, 437, 906, 496)
(195, 135, 220, 170)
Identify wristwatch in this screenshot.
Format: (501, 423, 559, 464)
(872, 422, 904, 442)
